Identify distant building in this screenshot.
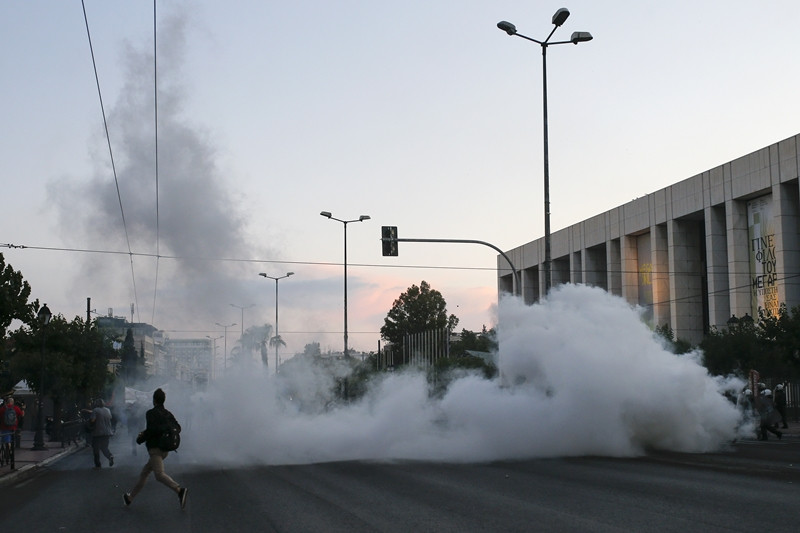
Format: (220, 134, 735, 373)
(163, 338, 213, 389)
(96, 316, 161, 377)
(499, 134, 800, 345)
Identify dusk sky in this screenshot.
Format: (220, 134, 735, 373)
(2, 1, 799, 357)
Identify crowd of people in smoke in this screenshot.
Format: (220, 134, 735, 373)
(736, 381, 790, 441)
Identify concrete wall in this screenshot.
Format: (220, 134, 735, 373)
(499, 134, 800, 345)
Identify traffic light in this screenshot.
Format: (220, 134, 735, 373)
(381, 226, 398, 256)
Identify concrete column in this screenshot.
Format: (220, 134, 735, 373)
(652, 224, 671, 327)
(585, 245, 607, 289)
(726, 198, 751, 316)
(668, 219, 705, 344)
(621, 235, 639, 306)
(774, 181, 800, 311)
(571, 251, 583, 284)
(607, 239, 622, 297)
(705, 204, 730, 329)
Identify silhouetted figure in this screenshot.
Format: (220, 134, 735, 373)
(774, 383, 789, 429)
(90, 398, 115, 468)
(756, 389, 782, 441)
(123, 388, 188, 510)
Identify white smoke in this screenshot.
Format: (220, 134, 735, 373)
(159, 284, 745, 467)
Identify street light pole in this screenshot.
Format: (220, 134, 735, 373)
(259, 272, 294, 373)
(497, 9, 592, 295)
(205, 335, 223, 380)
(215, 322, 236, 372)
(230, 303, 254, 358)
(320, 211, 371, 358)
(32, 303, 52, 451)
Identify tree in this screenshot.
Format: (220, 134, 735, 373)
(450, 326, 497, 357)
(120, 329, 138, 382)
(235, 324, 273, 366)
(10, 314, 114, 421)
(380, 281, 459, 347)
(0, 253, 37, 339)
(303, 342, 321, 357)
(1, 253, 39, 391)
(654, 323, 692, 354)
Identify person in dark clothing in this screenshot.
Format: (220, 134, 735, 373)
(774, 383, 789, 429)
(756, 389, 783, 441)
(123, 388, 187, 509)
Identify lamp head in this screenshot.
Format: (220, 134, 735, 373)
(259, 273, 267, 277)
(320, 211, 332, 218)
(287, 272, 295, 277)
(38, 304, 52, 325)
(552, 8, 570, 27)
(359, 215, 371, 222)
(497, 21, 517, 36)
(570, 31, 593, 44)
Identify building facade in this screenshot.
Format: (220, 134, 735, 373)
(163, 338, 213, 388)
(499, 134, 800, 345)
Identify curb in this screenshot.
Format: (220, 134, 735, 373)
(0, 444, 82, 486)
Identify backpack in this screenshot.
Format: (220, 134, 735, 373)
(157, 418, 181, 452)
(3, 406, 17, 427)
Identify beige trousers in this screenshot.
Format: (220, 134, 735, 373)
(129, 447, 180, 499)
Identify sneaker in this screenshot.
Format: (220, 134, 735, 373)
(123, 493, 132, 506)
(109, 456, 114, 467)
(178, 487, 188, 509)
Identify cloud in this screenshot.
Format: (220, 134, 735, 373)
(155, 284, 744, 467)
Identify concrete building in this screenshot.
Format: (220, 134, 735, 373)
(499, 134, 800, 345)
(163, 338, 213, 389)
(96, 316, 161, 377)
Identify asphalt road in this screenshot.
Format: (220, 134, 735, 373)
(2, 440, 798, 532)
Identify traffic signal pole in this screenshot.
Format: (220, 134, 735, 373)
(381, 227, 520, 296)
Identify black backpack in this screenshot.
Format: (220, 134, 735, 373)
(157, 418, 181, 452)
(3, 406, 16, 427)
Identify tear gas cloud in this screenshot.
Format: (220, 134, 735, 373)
(134, 284, 746, 467)
(49, 13, 268, 332)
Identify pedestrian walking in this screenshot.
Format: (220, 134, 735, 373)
(774, 383, 789, 429)
(123, 388, 188, 509)
(90, 398, 114, 468)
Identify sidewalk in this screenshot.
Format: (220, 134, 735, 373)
(0, 430, 83, 485)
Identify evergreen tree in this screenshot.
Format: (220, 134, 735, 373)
(380, 281, 459, 347)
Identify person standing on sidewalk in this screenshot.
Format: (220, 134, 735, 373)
(123, 388, 188, 509)
(90, 398, 114, 468)
(1, 397, 24, 469)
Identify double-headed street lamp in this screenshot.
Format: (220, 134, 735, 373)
(215, 322, 236, 372)
(497, 8, 592, 295)
(320, 211, 371, 358)
(259, 272, 294, 373)
(32, 303, 52, 451)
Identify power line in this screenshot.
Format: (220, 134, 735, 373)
(81, 0, 142, 323)
(0, 242, 501, 272)
(151, 0, 161, 326)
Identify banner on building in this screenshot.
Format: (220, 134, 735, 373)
(748, 195, 779, 316)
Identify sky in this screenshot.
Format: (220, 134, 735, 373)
(2, 1, 800, 357)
